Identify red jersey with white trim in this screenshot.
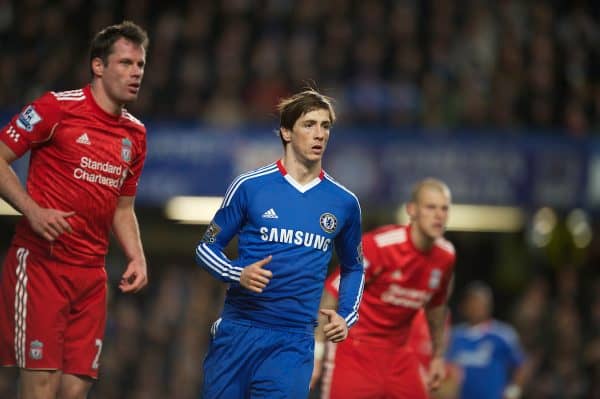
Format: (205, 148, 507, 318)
(0, 85, 147, 267)
(325, 224, 455, 345)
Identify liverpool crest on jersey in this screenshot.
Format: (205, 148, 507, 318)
(30, 340, 43, 360)
(319, 213, 338, 233)
(121, 138, 132, 163)
(429, 268, 442, 289)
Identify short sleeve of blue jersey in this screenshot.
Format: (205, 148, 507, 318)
(194, 179, 247, 283)
(501, 325, 526, 369)
(334, 198, 365, 328)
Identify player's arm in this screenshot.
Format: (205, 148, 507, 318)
(112, 195, 147, 293)
(0, 142, 36, 216)
(503, 366, 527, 399)
(425, 272, 455, 391)
(195, 180, 272, 290)
(311, 288, 339, 390)
(503, 327, 530, 399)
(334, 199, 365, 332)
(424, 303, 449, 390)
(0, 97, 74, 241)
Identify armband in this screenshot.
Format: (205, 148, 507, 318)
(314, 341, 325, 360)
(504, 384, 522, 399)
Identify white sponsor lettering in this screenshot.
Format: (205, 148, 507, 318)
(80, 157, 122, 175)
(73, 168, 123, 188)
(454, 342, 494, 367)
(260, 226, 331, 252)
(380, 284, 432, 308)
(73, 157, 127, 188)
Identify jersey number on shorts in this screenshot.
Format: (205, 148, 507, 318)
(92, 339, 103, 370)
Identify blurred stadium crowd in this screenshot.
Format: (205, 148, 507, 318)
(0, 0, 599, 133)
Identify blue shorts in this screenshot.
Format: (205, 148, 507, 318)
(202, 318, 314, 399)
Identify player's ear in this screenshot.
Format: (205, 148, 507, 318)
(280, 127, 292, 143)
(406, 201, 416, 220)
(91, 57, 104, 78)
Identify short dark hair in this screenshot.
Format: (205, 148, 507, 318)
(277, 89, 336, 144)
(463, 281, 493, 306)
(89, 21, 149, 76)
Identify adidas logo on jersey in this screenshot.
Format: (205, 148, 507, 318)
(76, 133, 91, 145)
(262, 208, 278, 219)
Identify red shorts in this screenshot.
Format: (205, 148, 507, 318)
(321, 336, 429, 399)
(0, 245, 107, 378)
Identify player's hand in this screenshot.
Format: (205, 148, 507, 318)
(119, 258, 148, 293)
(27, 206, 75, 242)
(240, 255, 273, 293)
(427, 356, 446, 391)
(310, 358, 323, 390)
(321, 309, 348, 343)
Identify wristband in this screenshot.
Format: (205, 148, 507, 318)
(504, 384, 521, 399)
(314, 341, 325, 360)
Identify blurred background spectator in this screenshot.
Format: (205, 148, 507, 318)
(0, 0, 598, 135)
(0, 1, 599, 398)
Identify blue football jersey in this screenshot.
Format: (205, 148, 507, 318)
(446, 320, 525, 399)
(196, 161, 365, 330)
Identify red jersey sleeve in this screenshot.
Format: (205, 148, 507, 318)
(120, 127, 147, 196)
(324, 267, 341, 298)
(0, 92, 62, 157)
(324, 233, 385, 298)
(362, 232, 385, 284)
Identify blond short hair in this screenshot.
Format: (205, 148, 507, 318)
(409, 178, 452, 203)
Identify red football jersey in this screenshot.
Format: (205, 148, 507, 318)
(0, 86, 147, 267)
(325, 224, 455, 345)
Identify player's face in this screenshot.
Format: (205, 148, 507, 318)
(463, 292, 492, 324)
(284, 108, 331, 164)
(99, 38, 146, 104)
(408, 187, 450, 241)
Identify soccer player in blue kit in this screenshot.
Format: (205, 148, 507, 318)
(446, 282, 527, 399)
(195, 89, 365, 398)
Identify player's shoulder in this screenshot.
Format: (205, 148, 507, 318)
(451, 322, 471, 338)
(234, 162, 280, 186)
(222, 163, 280, 205)
(366, 224, 408, 248)
(13, 90, 68, 130)
(490, 320, 519, 344)
(121, 108, 146, 132)
(322, 172, 360, 208)
(223, 163, 280, 204)
(48, 88, 86, 107)
(433, 236, 456, 258)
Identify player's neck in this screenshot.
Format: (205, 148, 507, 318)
(90, 81, 123, 116)
(410, 226, 434, 252)
(280, 154, 321, 184)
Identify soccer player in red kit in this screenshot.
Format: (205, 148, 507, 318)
(0, 21, 149, 399)
(313, 178, 455, 399)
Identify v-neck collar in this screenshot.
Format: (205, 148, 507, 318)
(277, 160, 325, 194)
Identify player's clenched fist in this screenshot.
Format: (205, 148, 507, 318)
(321, 308, 348, 343)
(240, 255, 273, 293)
